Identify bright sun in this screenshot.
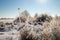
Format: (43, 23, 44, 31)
(36, 0, 48, 4)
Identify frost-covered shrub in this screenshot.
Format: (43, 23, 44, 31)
(19, 23, 55, 40)
(50, 16, 60, 40)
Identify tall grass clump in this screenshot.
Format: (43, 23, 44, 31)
(13, 10, 60, 40)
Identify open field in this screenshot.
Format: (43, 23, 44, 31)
(0, 11, 60, 40)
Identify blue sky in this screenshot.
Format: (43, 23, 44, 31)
(0, 0, 60, 18)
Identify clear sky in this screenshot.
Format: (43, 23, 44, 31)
(0, 0, 60, 18)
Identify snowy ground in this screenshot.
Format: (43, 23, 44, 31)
(0, 31, 20, 40)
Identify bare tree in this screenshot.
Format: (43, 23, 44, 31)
(21, 10, 30, 17)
